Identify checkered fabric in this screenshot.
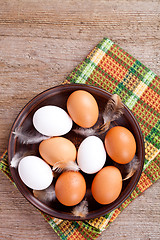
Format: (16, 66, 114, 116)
(0, 38, 160, 240)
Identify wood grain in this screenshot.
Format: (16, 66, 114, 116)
(0, 0, 160, 239)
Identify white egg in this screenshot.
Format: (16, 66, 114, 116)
(33, 105, 73, 137)
(18, 156, 53, 190)
(77, 136, 106, 174)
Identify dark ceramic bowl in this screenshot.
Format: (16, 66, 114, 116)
(8, 84, 145, 220)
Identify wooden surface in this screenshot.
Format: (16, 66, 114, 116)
(0, 0, 160, 239)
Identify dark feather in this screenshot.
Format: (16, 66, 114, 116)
(68, 94, 124, 137)
(97, 94, 124, 133)
(123, 156, 140, 181)
(113, 156, 140, 181)
(73, 127, 97, 137)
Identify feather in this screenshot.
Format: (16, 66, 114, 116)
(33, 184, 56, 203)
(104, 94, 123, 122)
(113, 156, 140, 181)
(13, 127, 49, 144)
(72, 199, 88, 218)
(52, 161, 80, 173)
(10, 150, 37, 168)
(10, 152, 23, 168)
(97, 94, 124, 133)
(123, 156, 140, 181)
(72, 94, 124, 137)
(73, 127, 97, 137)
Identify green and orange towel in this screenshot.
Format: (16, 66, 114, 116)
(1, 38, 160, 240)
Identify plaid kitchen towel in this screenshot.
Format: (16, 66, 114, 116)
(0, 38, 160, 240)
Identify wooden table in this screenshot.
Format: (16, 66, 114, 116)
(0, 1, 159, 239)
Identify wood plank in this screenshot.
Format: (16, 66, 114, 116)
(0, 0, 159, 239)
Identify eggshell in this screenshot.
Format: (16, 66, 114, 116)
(39, 137, 77, 166)
(67, 90, 99, 128)
(105, 126, 136, 164)
(18, 156, 53, 190)
(55, 171, 86, 206)
(33, 105, 73, 137)
(91, 166, 122, 205)
(77, 136, 106, 174)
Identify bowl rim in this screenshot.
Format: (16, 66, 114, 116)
(8, 83, 145, 220)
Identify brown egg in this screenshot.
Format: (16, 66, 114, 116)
(39, 137, 77, 166)
(55, 171, 86, 206)
(67, 90, 99, 128)
(91, 166, 122, 205)
(105, 126, 136, 164)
